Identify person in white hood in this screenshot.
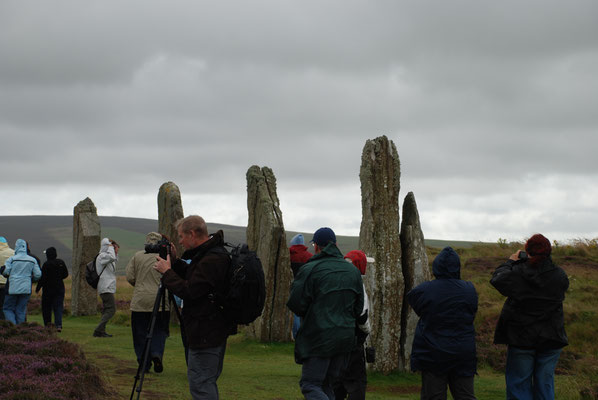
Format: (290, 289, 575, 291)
(93, 238, 118, 337)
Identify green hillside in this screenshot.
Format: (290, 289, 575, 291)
(0, 215, 481, 274)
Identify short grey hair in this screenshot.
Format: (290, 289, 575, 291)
(176, 215, 208, 237)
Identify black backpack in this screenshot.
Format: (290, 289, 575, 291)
(212, 243, 266, 325)
(85, 254, 105, 289)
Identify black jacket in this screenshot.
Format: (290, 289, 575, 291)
(162, 230, 237, 349)
(36, 247, 69, 296)
(491, 256, 568, 349)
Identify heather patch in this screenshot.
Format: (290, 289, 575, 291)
(0, 321, 111, 400)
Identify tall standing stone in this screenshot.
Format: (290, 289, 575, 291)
(71, 197, 101, 316)
(158, 181, 184, 257)
(246, 165, 293, 342)
(358, 135, 403, 374)
(399, 191, 431, 371)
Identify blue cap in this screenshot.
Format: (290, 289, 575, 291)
(290, 234, 305, 246)
(0, 236, 6, 244)
(311, 227, 336, 246)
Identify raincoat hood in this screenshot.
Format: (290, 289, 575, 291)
(433, 246, 461, 279)
(14, 239, 27, 255)
(100, 238, 111, 252)
(45, 247, 57, 260)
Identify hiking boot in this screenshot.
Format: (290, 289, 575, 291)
(152, 356, 163, 373)
(93, 331, 113, 338)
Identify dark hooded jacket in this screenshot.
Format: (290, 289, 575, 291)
(162, 230, 237, 349)
(287, 243, 364, 363)
(407, 247, 478, 376)
(36, 247, 69, 296)
(491, 256, 568, 349)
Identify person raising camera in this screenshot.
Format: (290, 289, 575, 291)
(491, 234, 568, 399)
(154, 215, 236, 400)
(93, 238, 118, 338)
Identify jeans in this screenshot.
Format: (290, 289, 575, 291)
(94, 293, 115, 334)
(131, 311, 170, 370)
(300, 354, 350, 400)
(506, 346, 562, 400)
(0, 286, 5, 320)
(42, 292, 65, 328)
(3, 293, 31, 325)
(421, 370, 476, 400)
(187, 341, 227, 400)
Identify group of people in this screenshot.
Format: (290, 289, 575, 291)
(0, 236, 68, 330)
(1, 221, 569, 400)
(408, 233, 568, 400)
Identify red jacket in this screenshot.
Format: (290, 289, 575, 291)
(289, 245, 313, 278)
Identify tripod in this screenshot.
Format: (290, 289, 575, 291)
(129, 280, 186, 400)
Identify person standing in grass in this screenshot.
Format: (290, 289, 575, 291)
(491, 233, 568, 399)
(288, 233, 313, 340)
(1, 238, 42, 325)
(287, 227, 364, 400)
(35, 246, 69, 332)
(333, 250, 371, 400)
(407, 246, 478, 400)
(126, 232, 170, 373)
(154, 215, 236, 400)
(93, 238, 118, 338)
(0, 236, 15, 320)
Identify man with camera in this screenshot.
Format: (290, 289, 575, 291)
(287, 227, 364, 400)
(154, 215, 236, 400)
(126, 232, 170, 374)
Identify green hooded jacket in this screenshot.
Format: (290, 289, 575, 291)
(287, 243, 364, 363)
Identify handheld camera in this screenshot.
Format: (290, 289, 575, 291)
(144, 236, 171, 260)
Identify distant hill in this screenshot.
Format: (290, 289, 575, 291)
(0, 215, 481, 274)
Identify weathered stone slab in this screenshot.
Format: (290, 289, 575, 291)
(399, 191, 431, 371)
(71, 197, 101, 316)
(246, 165, 293, 342)
(158, 181, 184, 257)
(359, 135, 403, 374)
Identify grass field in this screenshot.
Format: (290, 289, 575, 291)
(25, 312, 510, 400)
(13, 235, 598, 399)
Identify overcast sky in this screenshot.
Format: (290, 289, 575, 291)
(1, 1, 597, 243)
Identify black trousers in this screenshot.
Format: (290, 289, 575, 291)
(0, 285, 5, 320)
(333, 343, 367, 400)
(421, 370, 476, 400)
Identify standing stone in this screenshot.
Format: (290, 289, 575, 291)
(246, 165, 293, 342)
(71, 197, 101, 316)
(158, 181, 184, 257)
(399, 191, 431, 371)
(358, 135, 403, 374)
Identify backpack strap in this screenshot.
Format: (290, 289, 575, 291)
(95, 254, 108, 277)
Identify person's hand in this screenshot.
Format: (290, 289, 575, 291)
(154, 254, 171, 274)
(509, 250, 523, 261)
(169, 242, 177, 259)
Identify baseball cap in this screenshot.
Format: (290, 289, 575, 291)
(310, 227, 336, 247)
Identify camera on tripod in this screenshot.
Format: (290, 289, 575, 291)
(145, 236, 171, 259)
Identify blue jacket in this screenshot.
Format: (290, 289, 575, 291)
(407, 247, 478, 376)
(3, 239, 42, 295)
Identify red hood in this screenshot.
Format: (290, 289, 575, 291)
(289, 245, 313, 264)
